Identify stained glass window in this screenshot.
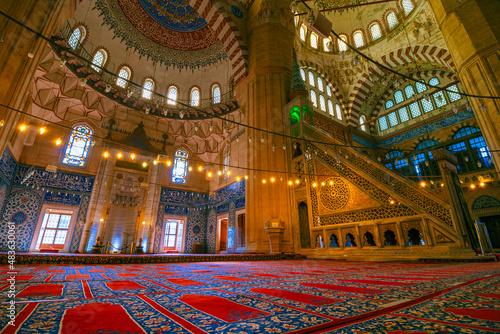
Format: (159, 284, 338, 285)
(310, 33, 318, 49)
(429, 77, 440, 86)
(308, 71, 315, 86)
(91, 49, 107, 73)
(447, 84, 461, 102)
(310, 90, 317, 107)
(453, 126, 480, 139)
(370, 23, 382, 40)
(387, 12, 398, 29)
(388, 112, 399, 126)
(416, 79, 427, 93)
(409, 102, 421, 118)
(433, 91, 447, 107)
(116, 66, 131, 88)
(416, 139, 438, 150)
(394, 91, 404, 104)
(222, 144, 230, 179)
(336, 104, 343, 119)
(421, 98, 434, 113)
(338, 35, 347, 52)
(326, 85, 332, 96)
(317, 77, 324, 92)
(319, 95, 326, 111)
(300, 69, 306, 81)
(398, 107, 409, 122)
(360, 115, 367, 131)
(300, 25, 306, 41)
(386, 100, 394, 109)
(404, 85, 416, 99)
(402, 0, 414, 15)
(167, 86, 178, 105)
(212, 84, 221, 104)
(172, 149, 189, 184)
(68, 26, 85, 50)
(142, 79, 154, 99)
(353, 31, 364, 48)
(379, 117, 388, 131)
(323, 37, 332, 52)
(62, 125, 93, 167)
(190, 87, 200, 106)
(328, 100, 334, 116)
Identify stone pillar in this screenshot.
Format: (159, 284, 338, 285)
(144, 162, 163, 253)
(237, 0, 294, 253)
(432, 148, 479, 251)
(0, 0, 74, 156)
(428, 0, 500, 173)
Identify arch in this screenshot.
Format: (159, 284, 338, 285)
(363, 232, 376, 246)
(360, 115, 367, 131)
(386, 11, 398, 29)
(401, 0, 414, 15)
(407, 228, 424, 246)
(172, 149, 189, 184)
(142, 78, 155, 100)
(211, 83, 221, 104)
(383, 230, 398, 246)
(415, 139, 439, 150)
(186, 0, 248, 84)
(472, 195, 500, 211)
(190, 86, 201, 107)
(347, 46, 456, 125)
(315, 235, 324, 248)
(323, 37, 332, 52)
(452, 126, 481, 139)
(345, 233, 357, 247)
(298, 202, 311, 248)
(62, 124, 93, 167)
(329, 233, 339, 247)
(167, 85, 178, 106)
(91, 49, 108, 73)
(300, 25, 306, 41)
(353, 30, 365, 48)
(338, 34, 347, 52)
(68, 25, 86, 49)
(116, 66, 131, 89)
(310, 32, 318, 49)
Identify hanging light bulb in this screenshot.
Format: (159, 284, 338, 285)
(80, 78, 87, 87)
(188, 166, 192, 172)
(39, 127, 46, 134)
(207, 171, 213, 178)
(283, 144, 286, 150)
(236, 176, 241, 181)
(312, 182, 317, 187)
(262, 179, 266, 184)
(218, 170, 222, 176)
(288, 180, 293, 186)
(272, 143, 276, 152)
(452, 106, 459, 113)
(270, 177, 275, 183)
(28, 49, 34, 58)
(103, 151, 109, 158)
(153, 160, 158, 165)
(142, 162, 147, 168)
(55, 138, 62, 146)
(352, 55, 359, 66)
(295, 179, 300, 184)
(464, 156, 469, 162)
(197, 165, 203, 172)
(127, 90, 133, 97)
(117, 152, 123, 159)
(130, 153, 136, 160)
(226, 170, 231, 176)
(145, 107, 150, 114)
(261, 135, 265, 143)
(248, 136, 252, 143)
(166, 160, 172, 166)
(245, 175, 248, 179)
(19, 124, 27, 132)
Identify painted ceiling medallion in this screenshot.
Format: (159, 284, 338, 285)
(95, 0, 227, 69)
(139, 0, 207, 32)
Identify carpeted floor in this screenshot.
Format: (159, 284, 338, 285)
(1, 259, 499, 333)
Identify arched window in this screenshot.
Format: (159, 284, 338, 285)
(447, 85, 461, 102)
(323, 37, 332, 52)
(338, 35, 347, 52)
(212, 84, 221, 104)
(433, 91, 447, 107)
(190, 87, 200, 106)
(386, 100, 394, 109)
(370, 23, 382, 40)
(310, 33, 318, 49)
(360, 115, 367, 131)
(386, 151, 407, 169)
(416, 79, 427, 93)
(167, 86, 178, 105)
(308, 71, 315, 86)
(402, 0, 414, 15)
(353, 31, 364, 48)
(317, 77, 324, 92)
(398, 107, 410, 122)
(404, 85, 416, 99)
(394, 91, 404, 104)
(68, 26, 86, 50)
(62, 124, 93, 167)
(300, 69, 306, 81)
(387, 11, 398, 29)
(319, 95, 326, 111)
(379, 117, 388, 131)
(429, 77, 440, 86)
(142, 78, 154, 99)
(326, 85, 332, 97)
(172, 149, 189, 184)
(335, 104, 343, 120)
(416, 139, 439, 150)
(409, 102, 421, 118)
(116, 66, 131, 88)
(388, 112, 399, 126)
(449, 127, 493, 172)
(421, 97, 434, 113)
(310, 90, 317, 107)
(453, 126, 480, 139)
(300, 25, 306, 41)
(91, 49, 107, 73)
(328, 100, 334, 116)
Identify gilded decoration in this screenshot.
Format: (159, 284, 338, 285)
(319, 177, 349, 211)
(379, 223, 399, 246)
(95, 0, 227, 69)
(359, 225, 377, 247)
(341, 227, 357, 247)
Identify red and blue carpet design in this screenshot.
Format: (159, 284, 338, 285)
(1, 260, 499, 333)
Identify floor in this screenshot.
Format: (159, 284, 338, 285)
(1, 259, 499, 333)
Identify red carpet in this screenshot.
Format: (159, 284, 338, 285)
(1, 259, 499, 333)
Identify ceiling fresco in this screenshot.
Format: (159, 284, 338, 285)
(95, 0, 227, 69)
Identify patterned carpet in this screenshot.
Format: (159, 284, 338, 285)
(1, 259, 499, 333)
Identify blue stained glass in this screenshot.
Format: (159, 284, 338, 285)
(416, 80, 427, 93)
(469, 136, 493, 167)
(447, 85, 461, 102)
(387, 151, 404, 159)
(404, 85, 416, 99)
(448, 142, 467, 153)
(413, 153, 426, 176)
(453, 126, 480, 139)
(416, 139, 438, 150)
(394, 91, 404, 104)
(62, 125, 93, 167)
(172, 149, 189, 184)
(429, 77, 440, 86)
(398, 107, 409, 122)
(385, 100, 394, 110)
(379, 117, 388, 131)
